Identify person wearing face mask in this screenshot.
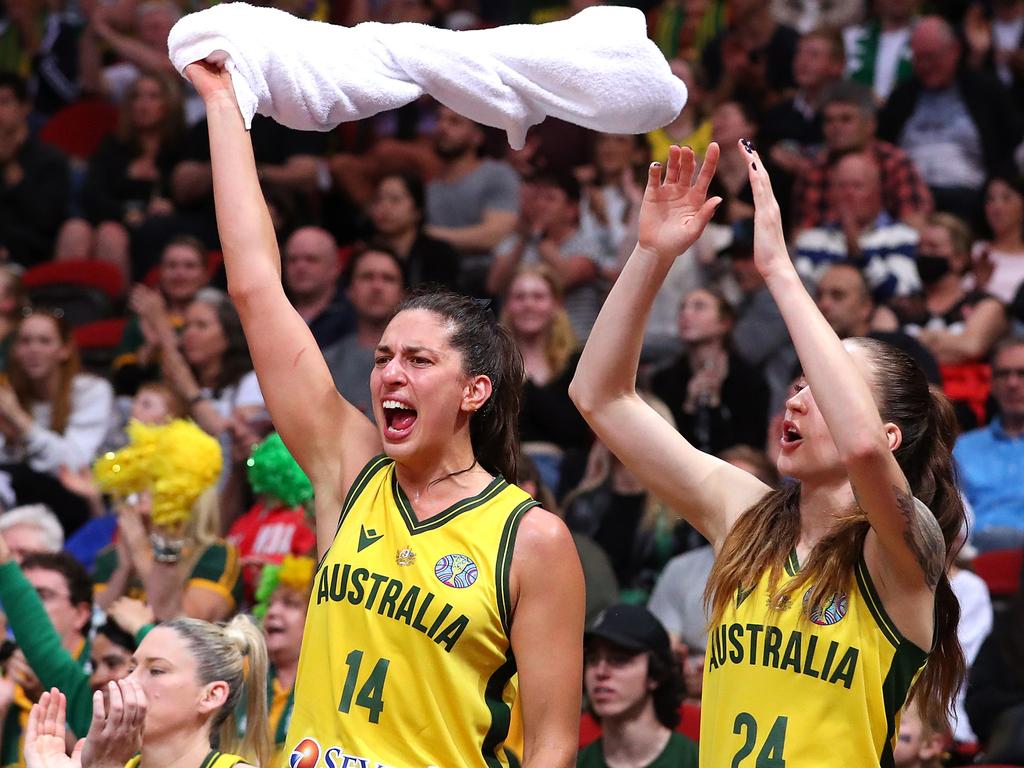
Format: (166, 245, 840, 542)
(886, 213, 1008, 427)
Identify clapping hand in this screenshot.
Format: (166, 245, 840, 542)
(25, 689, 82, 768)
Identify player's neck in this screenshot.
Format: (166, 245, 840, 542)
(798, 480, 857, 554)
(138, 730, 215, 768)
(600, 701, 671, 767)
(394, 447, 492, 515)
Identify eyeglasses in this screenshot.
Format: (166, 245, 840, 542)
(992, 368, 1024, 382)
(21, 305, 65, 320)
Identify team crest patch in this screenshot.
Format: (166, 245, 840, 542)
(289, 737, 320, 768)
(804, 589, 849, 626)
(396, 546, 416, 566)
(435, 553, 479, 588)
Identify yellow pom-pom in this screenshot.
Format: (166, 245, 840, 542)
(92, 418, 223, 527)
(278, 555, 315, 593)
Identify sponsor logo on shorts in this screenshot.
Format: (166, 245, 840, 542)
(289, 738, 320, 768)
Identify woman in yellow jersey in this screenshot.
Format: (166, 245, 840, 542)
(23, 615, 271, 768)
(181, 59, 585, 768)
(570, 140, 965, 767)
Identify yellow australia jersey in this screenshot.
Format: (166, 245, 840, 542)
(283, 455, 539, 768)
(700, 550, 929, 768)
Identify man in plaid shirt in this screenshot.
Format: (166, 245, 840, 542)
(792, 81, 932, 233)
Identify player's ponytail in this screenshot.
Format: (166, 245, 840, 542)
(397, 288, 523, 481)
(845, 339, 966, 730)
(164, 615, 273, 768)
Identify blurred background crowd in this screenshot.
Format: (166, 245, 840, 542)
(1, 0, 1024, 764)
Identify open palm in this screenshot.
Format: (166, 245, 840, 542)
(637, 143, 721, 259)
(24, 690, 82, 768)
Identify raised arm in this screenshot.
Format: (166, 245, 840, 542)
(569, 144, 770, 548)
(743, 142, 944, 609)
(185, 62, 380, 553)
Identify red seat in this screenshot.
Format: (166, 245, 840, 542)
(678, 701, 701, 742)
(23, 260, 125, 301)
(39, 100, 120, 160)
(73, 317, 127, 349)
(973, 549, 1023, 598)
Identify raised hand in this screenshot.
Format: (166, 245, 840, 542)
(637, 143, 721, 261)
(184, 60, 236, 104)
(25, 689, 81, 768)
(741, 139, 792, 281)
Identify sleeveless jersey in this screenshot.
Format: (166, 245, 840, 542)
(284, 455, 539, 768)
(700, 550, 929, 768)
(124, 751, 244, 768)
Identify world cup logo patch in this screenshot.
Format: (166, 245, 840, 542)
(289, 737, 320, 768)
(435, 553, 479, 588)
(804, 589, 849, 626)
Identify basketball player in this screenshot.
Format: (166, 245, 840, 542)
(569, 140, 964, 765)
(25, 616, 270, 768)
(183, 61, 585, 768)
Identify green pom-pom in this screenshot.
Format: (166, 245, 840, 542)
(246, 433, 313, 507)
(253, 563, 282, 620)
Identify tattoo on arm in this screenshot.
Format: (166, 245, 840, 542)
(893, 484, 945, 590)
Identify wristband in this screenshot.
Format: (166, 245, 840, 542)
(149, 531, 185, 563)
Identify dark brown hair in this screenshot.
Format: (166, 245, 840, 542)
(396, 289, 523, 481)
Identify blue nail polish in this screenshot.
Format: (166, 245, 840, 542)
(741, 138, 755, 155)
(752, 162, 758, 170)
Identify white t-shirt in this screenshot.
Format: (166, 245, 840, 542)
(950, 568, 993, 743)
(970, 241, 1024, 304)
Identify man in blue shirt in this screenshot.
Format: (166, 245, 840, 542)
(954, 336, 1024, 552)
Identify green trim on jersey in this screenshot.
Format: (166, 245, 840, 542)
(481, 649, 518, 768)
(392, 471, 511, 535)
(320, 454, 392, 570)
(784, 549, 801, 578)
(495, 499, 540, 635)
(855, 560, 903, 650)
(879, 641, 929, 768)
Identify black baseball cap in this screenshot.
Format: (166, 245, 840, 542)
(584, 604, 672, 662)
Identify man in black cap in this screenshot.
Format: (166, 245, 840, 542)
(578, 604, 698, 768)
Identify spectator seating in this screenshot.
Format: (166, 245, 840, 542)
(39, 100, 120, 162)
(973, 549, 1024, 600)
(23, 259, 125, 326)
(74, 317, 128, 374)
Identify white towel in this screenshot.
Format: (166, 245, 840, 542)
(167, 4, 687, 149)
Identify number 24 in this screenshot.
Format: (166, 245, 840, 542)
(732, 712, 787, 768)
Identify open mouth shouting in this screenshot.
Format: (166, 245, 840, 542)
(382, 398, 418, 440)
(781, 420, 803, 450)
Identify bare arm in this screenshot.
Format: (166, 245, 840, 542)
(257, 156, 319, 194)
(186, 62, 380, 554)
(569, 144, 769, 548)
(537, 242, 597, 290)
(485, 236, 528, 297)
(510, 510, 584, 768)
(427, 209, 517, 253)
(744, 144, 943, 628)
(919, 298, 1007, 364)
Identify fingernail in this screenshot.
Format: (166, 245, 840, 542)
(752, 162, 758, 170)
(652, 162, 661, 168)
(741, 138, 755, 154)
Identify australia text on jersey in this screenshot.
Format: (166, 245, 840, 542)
(705, 621, 860, 689)
(316, 562, 469, 652)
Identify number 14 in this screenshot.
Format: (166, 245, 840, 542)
(338, 649, 390, 724)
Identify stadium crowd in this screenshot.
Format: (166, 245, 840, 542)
(1, 0, 1024, 764)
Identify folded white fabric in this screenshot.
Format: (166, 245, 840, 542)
(167, 4, 687, 149)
